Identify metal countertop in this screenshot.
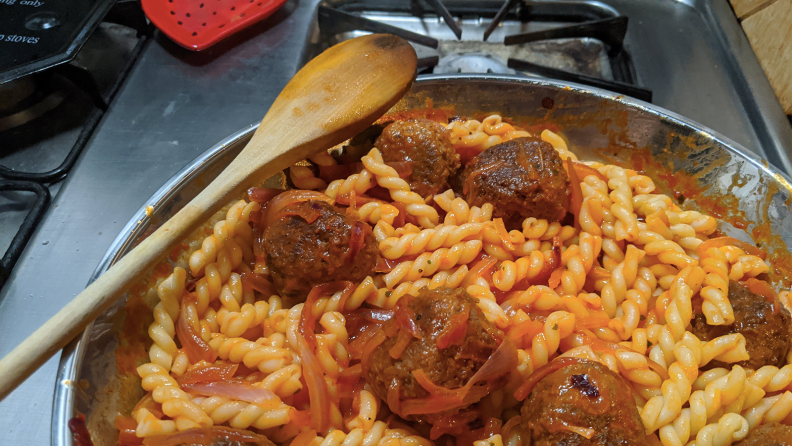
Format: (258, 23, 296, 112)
(2, 0, 791, 443)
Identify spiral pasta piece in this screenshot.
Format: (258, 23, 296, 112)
(216, 295, 280, 338)
(521, 310, 576, 374)
(640, 332, 703, 433)
(600, 165, 639, 242)
(434, 189, 494, 225)
(209, 333, 293, 373)
(137, 363, 213, 433)
(383, 240, 482, 288)
(303, 421, 433, 446)
(362, 148, 438, 227)
(356, 201, 400, 225)
(193, 396, 290, 430)
(290, 165, 327, 190)
(324, 169, 375, 200)
(378, 222, 487, 259)
(748, 364, 792, 393)
(189, 200, 258, 277)
(728, 255, 770, 281)
(742, 391, 792, 429)
(148, 267, 187, 370)
(541, 129, 577, 161)
(689, 413, 749, 446)
(492, 250, 555, 292)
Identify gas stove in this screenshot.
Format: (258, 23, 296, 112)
(1, 1, 791, 444)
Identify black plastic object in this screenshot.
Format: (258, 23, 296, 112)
(0, 180, 51, 288)
(507, 57, 653, 102)
(0, 0, 118, 84)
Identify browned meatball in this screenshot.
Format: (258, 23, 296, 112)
(735, 423, 792, 446)
(458, 137, 571, 230)
(366, 287, 503, 416)
(521, 360, 645, 446)
(375, 119, 461, 197)
(261, 201, 379, 300)
(690, 282, 792, 369)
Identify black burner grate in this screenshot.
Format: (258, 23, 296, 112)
(317, 0, 652, 102)
(0, 180, 50, 288)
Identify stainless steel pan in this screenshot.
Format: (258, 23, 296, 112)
(51, 74, 792, 446)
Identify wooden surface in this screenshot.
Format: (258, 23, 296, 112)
(0, 34, 417, 401)
(742, 0, 792, 114)
(730, 0, 776, 18)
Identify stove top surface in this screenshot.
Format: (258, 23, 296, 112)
(2, 1, 792, 444)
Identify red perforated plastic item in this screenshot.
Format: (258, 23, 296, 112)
(141, 0, 288, 51)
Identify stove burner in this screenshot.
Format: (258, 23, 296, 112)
(316, 0, 653, 102)
(0, 75, 72, 132)
(434, 53, 513, 74)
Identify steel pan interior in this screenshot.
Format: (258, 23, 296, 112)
(52, 74, 792, 446)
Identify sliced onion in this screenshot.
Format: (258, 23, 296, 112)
(262, 190, 334, 228)
(389, 330, 413, 359)
(576, 315, 611, 329)
(494, 218, 515, 250)
(393, 296, 422, 339)
(300, 281, 356, 349)
(546, 236, 564, 288)
(297, 332, 333, 432)
(115, 415, 142, 446)
(436, 307, 469, 349)
(176, 303, 217, 364)
(132, 392, 164, 420)
(347, 220, 371, 265)
(459, 256, 498, 289)
(240, 272, 276, 297)
(247, 187, 284, 205)
(399, 337, 518, 416)
(572, 162, 608, 183)
(744, 277, 777, 304)
(347, 317, 389, 359)
(176, 363, 238, 385)
(68, 414, 94, 446)
(297, 283, 355, 431)
(142, 427, 272, 446)
(182, 381, 279, 406)
(507, 318, 543, 342)
(338, 363, 363, 398)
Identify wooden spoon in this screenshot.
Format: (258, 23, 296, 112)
(0, 34, 417, 400)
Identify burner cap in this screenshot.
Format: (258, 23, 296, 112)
(433, 53, 517, 75)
